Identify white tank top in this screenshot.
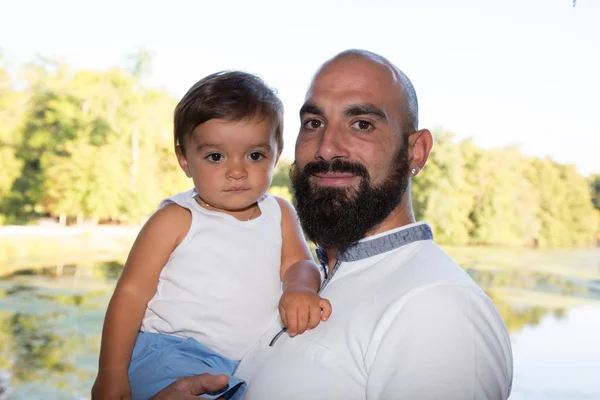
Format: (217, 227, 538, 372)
(141, 189, 283, 360)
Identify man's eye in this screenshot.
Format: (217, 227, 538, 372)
(352, 120, 373, 131)
(249, 152, 264, 161)
(303, 119, 323, 130)
(207, 153, 223, 162)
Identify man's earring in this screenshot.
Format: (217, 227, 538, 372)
(411, 167, 420, 176)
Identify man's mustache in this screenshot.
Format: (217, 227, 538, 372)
(299, 159, 369, 179)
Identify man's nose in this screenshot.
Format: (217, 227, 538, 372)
(315, 126, 349, 162)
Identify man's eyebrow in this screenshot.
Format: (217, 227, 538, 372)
(299, 103, 325, 117)
(343, 104, 386, 120)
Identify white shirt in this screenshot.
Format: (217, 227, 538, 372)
(141, 189, 283, 360)
(236, 222, 513, 399)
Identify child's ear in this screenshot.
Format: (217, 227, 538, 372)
(176, 146, 192, 178)
(275, 149, 283, 165)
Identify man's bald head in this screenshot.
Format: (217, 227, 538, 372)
(312, 49, 419, 135)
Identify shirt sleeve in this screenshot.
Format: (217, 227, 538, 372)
(365, 284, 513, 400)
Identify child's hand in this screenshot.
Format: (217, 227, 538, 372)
(91, 368, 131, 400)
(278, 287, 332, 337)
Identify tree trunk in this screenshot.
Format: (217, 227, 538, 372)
(59, 212, 66, 227)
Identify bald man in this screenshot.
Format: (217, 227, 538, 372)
(154, 50, 513, 400)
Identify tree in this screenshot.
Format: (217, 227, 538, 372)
(589, 174, 600, 211)
(412, 132, 474, 244)
(1, 53, 596, 247)
(0, 56, 27, 223)
(271, 158, 293, 192)
(466, 146, 539, 246)
(7, 58, 185, 224)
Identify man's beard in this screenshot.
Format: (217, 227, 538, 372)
(290, 147, 410, 252)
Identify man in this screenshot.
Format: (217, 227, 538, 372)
(155, 49, 514, 399)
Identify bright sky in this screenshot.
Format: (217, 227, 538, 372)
(1, 0, 598, 175)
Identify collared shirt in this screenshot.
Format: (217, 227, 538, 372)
(236, 221, 513, 400)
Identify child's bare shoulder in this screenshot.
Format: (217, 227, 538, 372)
(142, 202, 192, 241)
(273, 196, 296, 216)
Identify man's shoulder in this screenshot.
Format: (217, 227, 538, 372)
(383, 238, 477, 287)
(380, 240, 503, 330)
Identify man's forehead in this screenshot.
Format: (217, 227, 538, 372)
(303, 90, 384, 113)
(305, 75, 398, 115)
(312, 62, 391, 89)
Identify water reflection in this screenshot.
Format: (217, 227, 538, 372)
(0, 262, 119, 398)
(467, 268, 590, 298)
(5, 285, 36, 296)
(509, 304, 600, 400)
(489, 295, 561, 334)
(5, 261, 125, 281)
(0, 251, 598, 398)
(8, 312, 77, 382)
(101, 261, 125, 280)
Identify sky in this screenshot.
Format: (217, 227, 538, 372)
(1, 0, 599, 175)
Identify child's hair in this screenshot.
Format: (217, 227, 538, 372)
(174, 71, 284, 153)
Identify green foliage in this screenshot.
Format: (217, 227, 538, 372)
(1, 58, 185, 224)
(590, 174, 600, 211)
(411, 132, 598, 247)
(0, 55, 597, 247)
(271, 158, 293, 192)
(412, 132, 474, 244)
(0, 61, 27, 216)
(268, 185, 293, 203)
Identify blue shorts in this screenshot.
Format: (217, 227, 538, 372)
(128, 332, 246, 400)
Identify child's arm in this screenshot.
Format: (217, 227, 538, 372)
(275, 197, 332, 337)
(91, 204, 191, 400)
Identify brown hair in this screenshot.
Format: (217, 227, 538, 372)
(174, 71, 284, 153)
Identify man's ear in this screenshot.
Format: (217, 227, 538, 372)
(407, 129, 433, 174)
(176, 146, 192, 178)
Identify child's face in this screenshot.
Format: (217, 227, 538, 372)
(177, 118, 281, 214)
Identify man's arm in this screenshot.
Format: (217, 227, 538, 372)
(366, 285, 513, 400)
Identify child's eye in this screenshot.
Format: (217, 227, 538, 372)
(249, 152, 265, 161)
(206, 153, 223, 162)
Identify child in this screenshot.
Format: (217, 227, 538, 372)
(91, 71, 332, 400)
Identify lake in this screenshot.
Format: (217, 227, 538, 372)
(0, 246, 599, 399)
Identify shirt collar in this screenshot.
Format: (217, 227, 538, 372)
(316, 222, 433, 264)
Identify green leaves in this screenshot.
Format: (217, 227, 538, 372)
(0, 57, 597, 247)
(1, 58, 183, 225)
(410, 132, 598, 247)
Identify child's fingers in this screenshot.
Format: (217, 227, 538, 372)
(319, 298, 332, 321)
(296, 305, 309, 335)
(285, 306, 298, 336)
(307, 305, 322, 329)
(278, 304, 288, 329)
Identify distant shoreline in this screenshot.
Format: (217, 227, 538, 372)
(0, 224, 141, 237)
(0, 225, 140, 277)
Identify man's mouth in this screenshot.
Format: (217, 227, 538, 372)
(312, 172, 358, 187)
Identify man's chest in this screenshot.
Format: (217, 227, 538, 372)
(238, 276, 400, 399)
(240, 329, 367, 400)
